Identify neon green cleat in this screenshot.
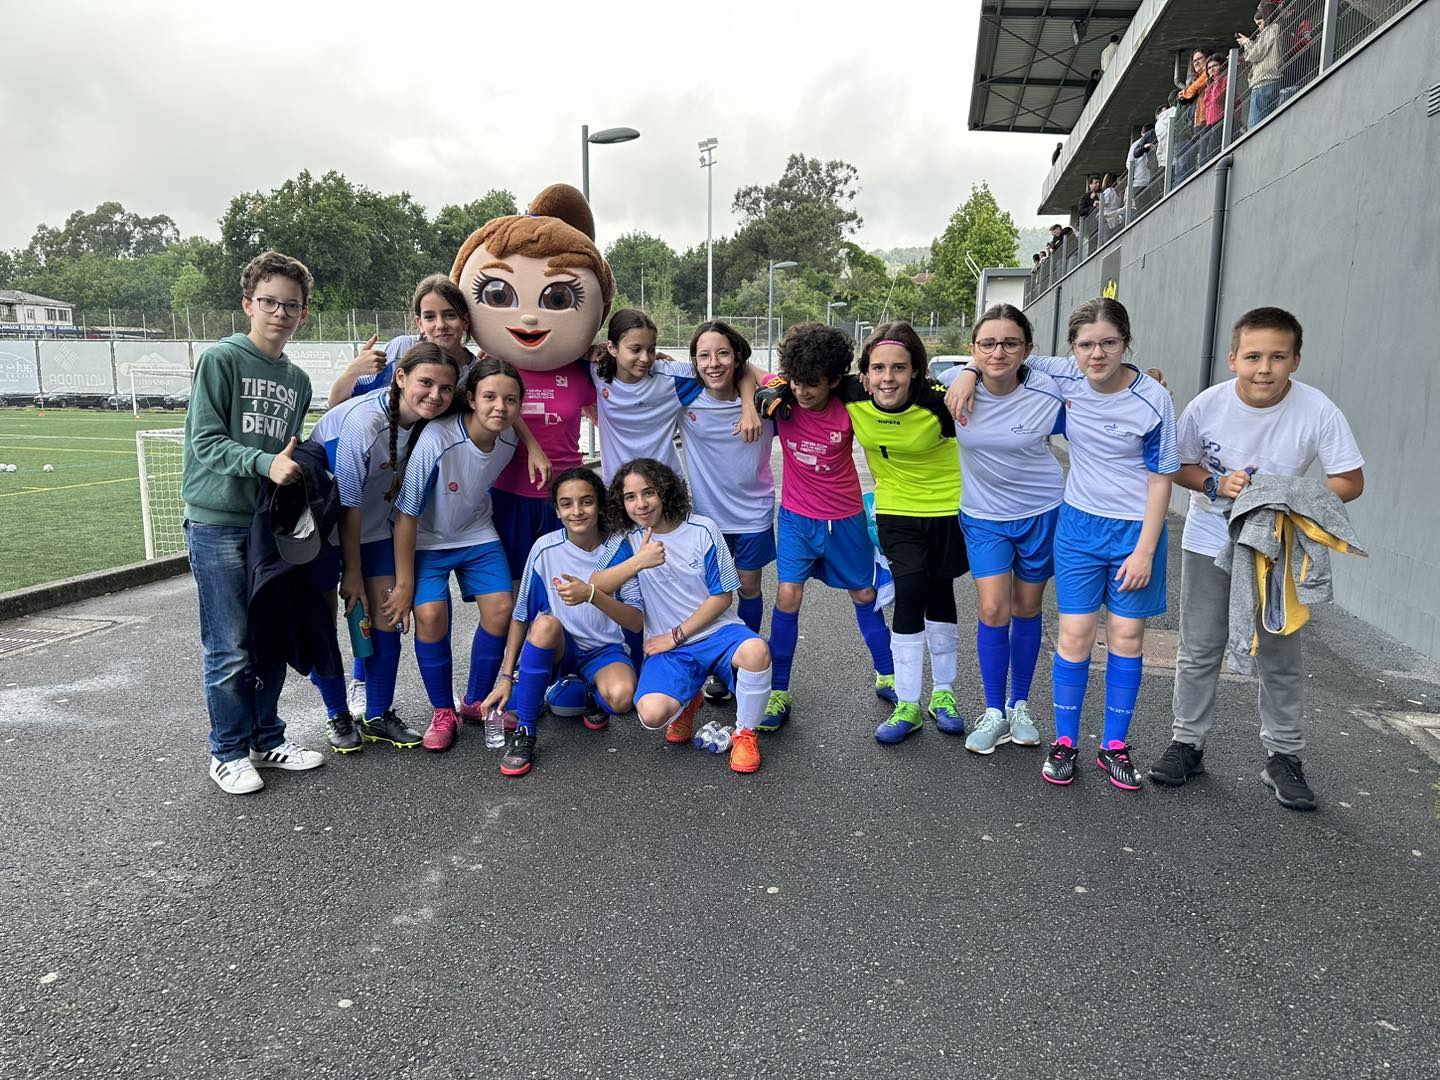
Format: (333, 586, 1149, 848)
(874, 673, 898, 704)
(758, 690, 791, 732)
(875, 700, 924, 744)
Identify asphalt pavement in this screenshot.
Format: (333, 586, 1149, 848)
(1, 520, 1438, 1080)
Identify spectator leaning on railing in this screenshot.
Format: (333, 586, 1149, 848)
(1177, 49, 1210, 123)
(1154, 97, 1177, 172)
(1078, 176, 1101, 220)
(1130, 121, 1158, 192)
(1237, 2, 1285, 128)
(1197, 53, 1229, 159)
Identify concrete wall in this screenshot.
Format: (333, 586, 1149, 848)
(1023, 0, 1440, 658)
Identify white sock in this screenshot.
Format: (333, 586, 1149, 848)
(734, 665, 771, 731)
(925, 619, 959, 692)
(892, 631, 925, 704)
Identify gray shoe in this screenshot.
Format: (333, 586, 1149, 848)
(965, 707, 1011, 755)
(1006, 700, 1041, 746)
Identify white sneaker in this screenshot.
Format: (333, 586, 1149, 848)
(210, 755, 265, 795)
(346, 678, 367, 717)
(250, 740, 326, 771)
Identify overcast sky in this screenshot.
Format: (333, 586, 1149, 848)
(3, 1, 1056, 258)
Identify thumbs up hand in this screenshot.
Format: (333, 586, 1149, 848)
(634, 527, 666, 569)
(268, 437, 303, 486)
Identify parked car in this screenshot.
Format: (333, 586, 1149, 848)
(0, 391, 37, 406)
(33, 391, 111, 409)
(104, 392, 169, 410)
(929, 356, 968, 383)
(163, 389, 191, 410)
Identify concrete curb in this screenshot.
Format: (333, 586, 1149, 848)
(0, 554, 190, 622)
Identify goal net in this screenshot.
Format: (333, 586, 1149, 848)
(136, 429, 187, 559)
(127, 366, 193, 418)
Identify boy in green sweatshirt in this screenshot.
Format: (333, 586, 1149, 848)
(183, 250, 325, 795)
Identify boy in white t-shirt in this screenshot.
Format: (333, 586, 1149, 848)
(1149, 308, 1364, 810)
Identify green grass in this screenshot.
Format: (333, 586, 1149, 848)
(0, 407, 186, 592)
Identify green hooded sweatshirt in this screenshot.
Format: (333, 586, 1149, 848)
(181, 333, 313, 527)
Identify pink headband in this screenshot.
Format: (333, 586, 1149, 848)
(872, 339, 909, 350)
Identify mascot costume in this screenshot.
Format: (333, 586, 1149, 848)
(450, 184, 614, 578)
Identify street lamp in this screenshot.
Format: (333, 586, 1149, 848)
(640, 265, 647, 310)
(855, 320, 872, 344)
(826, 300, 847, 326)
(767, 260, 798, 356)
(581, 124, 640, 203)
(698, 137, 718, 321)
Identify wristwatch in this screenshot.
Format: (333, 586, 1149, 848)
(1203, 473, 1221, 502)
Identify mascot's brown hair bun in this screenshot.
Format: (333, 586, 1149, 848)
(449, 183, 615, 322)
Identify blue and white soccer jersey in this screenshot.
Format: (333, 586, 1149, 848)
(597, 514, 758, 701)
(310, 387, 409, 577)
(679, 390, 777, 570)
(394, 413, 517, 605)
(592, 359, 702, 482)
(352, 335, 478, 399)
(516, 529, 641, 681)
(940, 365, 1067, 581)
(1026, 356, 1179, 617)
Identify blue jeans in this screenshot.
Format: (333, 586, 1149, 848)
(1249, 81, 1281, 129)
(185, 521, 287, 762)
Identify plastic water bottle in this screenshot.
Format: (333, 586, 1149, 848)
(483, 706, 507, 750)
(705, 725, 735, 753)
(346, 604, 374, 659)
(693, 721, 719, 750)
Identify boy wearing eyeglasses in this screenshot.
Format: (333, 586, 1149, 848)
(181, 250, 326, 795)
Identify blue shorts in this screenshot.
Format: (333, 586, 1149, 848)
(491, 488, 560, 581)
(360, 538, 396, 579)
(776, 508, 874, 591)
(723, 526, 777, 572)
(1053, 503, 1168, 618)
(558, 639, 635, 685)
(636, 623, 758, 703)
(414, 541, 512, 607)
(960, 508, 1059, 583)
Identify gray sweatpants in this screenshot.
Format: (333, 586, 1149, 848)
(1172, 549, 1306, 756)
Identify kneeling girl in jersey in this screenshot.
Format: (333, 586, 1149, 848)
(751, 322, 895, 731)
(936, 305, 1065, 755)
(590, 458, 772, 775)
(386, 357, 531, 753)
(312, 341, 462, 752)
(478, 467, 643, 778)
(949, 297, 1177, 791)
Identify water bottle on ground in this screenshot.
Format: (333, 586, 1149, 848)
(706, 725, 735, 753)
(693, 721, 719, 750)
(483, 706, 507, 750)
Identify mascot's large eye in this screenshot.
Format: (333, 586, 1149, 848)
(538, 281, 582, 311)
(476, 276, 517, 308)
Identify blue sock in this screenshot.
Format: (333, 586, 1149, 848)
(415, 633, 454, 710)
(769, 608, 799, 691)
(511, 642, 554, 735)
(738, 593, 764, 634)
(365, 629, 401, 720)
(352, 656, 366, 683)
(1008, 614, 1043, 707)
(1103, 653, 1144, 747)
(1052, 654, 1091, 745)
(853, 601, 893, 676)
(624, 628, 645, 673)
(310, 671, 350, 718)
(976, 621, 1010, 711)
(465, 626, 508, 707)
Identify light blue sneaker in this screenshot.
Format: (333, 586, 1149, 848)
(965, 707, 1011, 755)
(1007, 700, 1041, 746)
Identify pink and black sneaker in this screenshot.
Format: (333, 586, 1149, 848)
(1042, 737, 1079, 785)
(1096, 741, 1142, 791)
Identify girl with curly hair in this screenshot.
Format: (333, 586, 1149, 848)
(589, 458, 772, 774)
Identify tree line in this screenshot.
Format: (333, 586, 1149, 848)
(1, 156, 1021, 344)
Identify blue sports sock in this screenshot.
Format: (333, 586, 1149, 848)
(1052, 654, 1092, 745)
(310, 671, 350, 718)
(976, 621, 1010, 711)
(465, 625, 508, 707)
(365, 629, 401, 720)
(352, 656, 366, 683)
(511, 642, 554, 735)
(853, 601, 894, 676)
(738, 593, 764, 634)
(1008, 614, 1043, 707)
(1103, 653, 1144, 747)
(624, 628, 645, 673)
(415, 633, 455, 710)
(769, 608, 799, 691)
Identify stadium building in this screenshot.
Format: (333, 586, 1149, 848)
(970, 0, 1438, 658)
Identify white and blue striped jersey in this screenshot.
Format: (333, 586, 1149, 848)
(596, 514, 742, 644)
(939, 366, 1067, 521)
(591, 358, 703, 482)
(515, 530, 642, 653)
(1026, 355, 1179, 521)
(678, 391, 776, 534)
(310, 388, 409, 543)
(352, 335, 478, 398)
(392, 413, 517, 551)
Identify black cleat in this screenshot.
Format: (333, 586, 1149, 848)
(360, 710, 423, 749)
(1261, 753, 1317, 811)
(325, 711, 363, 754)
(702, 675, 733, 703)
(1042, 740, 1079, 785)
(1096, 743, 1143, 791)
(499, 730, 537, 777)
(1148, 740, 1205, 786)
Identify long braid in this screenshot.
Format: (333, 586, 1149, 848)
(384, 340, 458, 501)
(384, 381, 405, 501)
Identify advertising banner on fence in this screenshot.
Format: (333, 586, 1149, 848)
(38, 340, 115, 394)
(115, 341, 193, 398)
(0, 341, 40, 397)
(283, 341, 356, 406)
